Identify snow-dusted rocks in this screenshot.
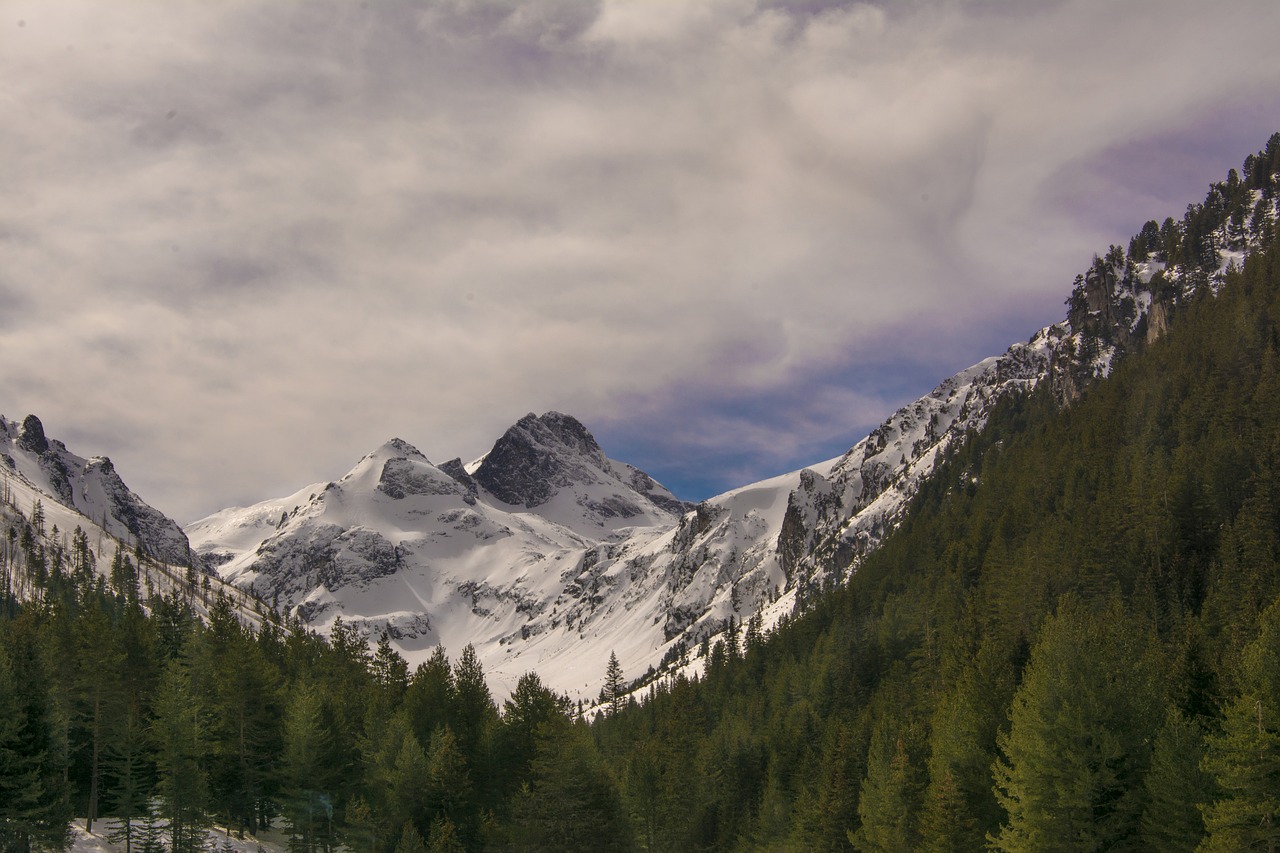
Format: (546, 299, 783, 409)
(474, 412, 689, 529)
(1, 414, 195, 567)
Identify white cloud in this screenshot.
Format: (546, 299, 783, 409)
(2, 0, 1279, 521)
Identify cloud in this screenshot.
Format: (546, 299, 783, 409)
(2, 0, 1279, 522)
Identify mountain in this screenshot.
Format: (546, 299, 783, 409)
(0, 413, 269, 629)
(1, 414, 195, 567)
(591, 152, 1280, 853)
(189, 134, 1280, 701)
(187, 412, 690, 697)
(636, 132, 1280, 663)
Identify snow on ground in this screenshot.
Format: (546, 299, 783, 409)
(70, 819, 287, 853)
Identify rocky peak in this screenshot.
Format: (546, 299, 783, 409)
(438, 457, 479, 501)
(373, 437, 428, 462)
(17, 414, 49, 455)
(473, 411, 609, 508)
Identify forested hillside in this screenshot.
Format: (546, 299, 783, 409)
(592, 183, 1280, 848)
(3, 138, 1280, 852)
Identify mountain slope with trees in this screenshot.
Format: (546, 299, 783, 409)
(590, 134, 1280, 851)
(2, 133, 1279, 852)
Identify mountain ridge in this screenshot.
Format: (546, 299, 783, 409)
(184, 132, 1280, 700)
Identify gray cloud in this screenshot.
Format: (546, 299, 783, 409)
(2, 0, 1279, 521)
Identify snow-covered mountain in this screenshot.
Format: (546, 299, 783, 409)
(0, 413, 267, 628)
(187, 412, 691, 698)
(1, 414, 195, 567)
(190, 136, 1280, 701)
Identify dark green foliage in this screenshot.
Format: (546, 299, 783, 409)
(1199, 599, 1280, 851)
(990, 599, 1160, 851)
(153, 658, 211, 853)
(0, 613, 71, 853)
(509, 716, 633, 852)
(1140, 708, 1213, 852)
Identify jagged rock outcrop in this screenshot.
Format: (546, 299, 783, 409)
(475, 412, 606, 508)
(0, 414, 196, 567)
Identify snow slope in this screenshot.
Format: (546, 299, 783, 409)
(189, 155, 1280, 701)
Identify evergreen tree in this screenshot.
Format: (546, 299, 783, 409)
(0, 614, 71, 853)
(388, 728, 431, 838)
(449, 644, 497, 810)
(104, 703, 153, 853)
(991, 599, 1160, 852)
(280, 679, 333, 853)
(1200, 599, 1280, 852)
(603, 651, 626, 718)
(74, 598, 126, 833)
(404, 647, 454, 754)
(133, 800, 167, 853)
(423, 726, 474, 845)
(1140, 707, 1211, 852)
(371, 629, 410, 716)
(426, 816, 465, 853)
(394, 820, 427, 853)
(510, 716, 633, 852)
(495, 673, 565, 803)
(152, 658, 210, 853)
(853, 720, 922, 852)
(918, 636, 1016, 851)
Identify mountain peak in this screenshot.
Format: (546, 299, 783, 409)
(372, 437, 428, 462)
(473, 411, 609, 508)
(17, 414, 49, 455)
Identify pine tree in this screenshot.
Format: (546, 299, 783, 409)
(394, 820, 427, 853)
(388, 729, 431, 837)
(917, 639, 1011, 852)
(280, 679, 333, 853)
(1139, 707, 1211, 852)
(449, 644, 496, 811)
(404, 647, 454, 754)
(990, 599, 1160, 852)
(75, 598, 126, 833)
(134, 800, 166, 853)
(495, 672, 565, 801)
(0, 614, 71, 852)
(152, 658, 210, 853)
(371, 629, 410, 712)
(426, 816, 465, 853)
(604, 651, 626, 718)
(853, 721, 922, 852)
(424, 726, 473, 843)
(104, 705, 153, 853)
(510, 716, 633, 851)
(1200, 599, 1280, 852)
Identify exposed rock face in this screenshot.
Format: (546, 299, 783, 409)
(438, 457, 479, 502)
(472, 411, 690, 523)
(1146, 298, 1172, 344)
(474, 412, 607, 508)
(17, 414, 49, 455)
(82, 456, 197, 567)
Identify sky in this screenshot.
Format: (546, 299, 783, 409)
(3, 0, 1280, 525)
